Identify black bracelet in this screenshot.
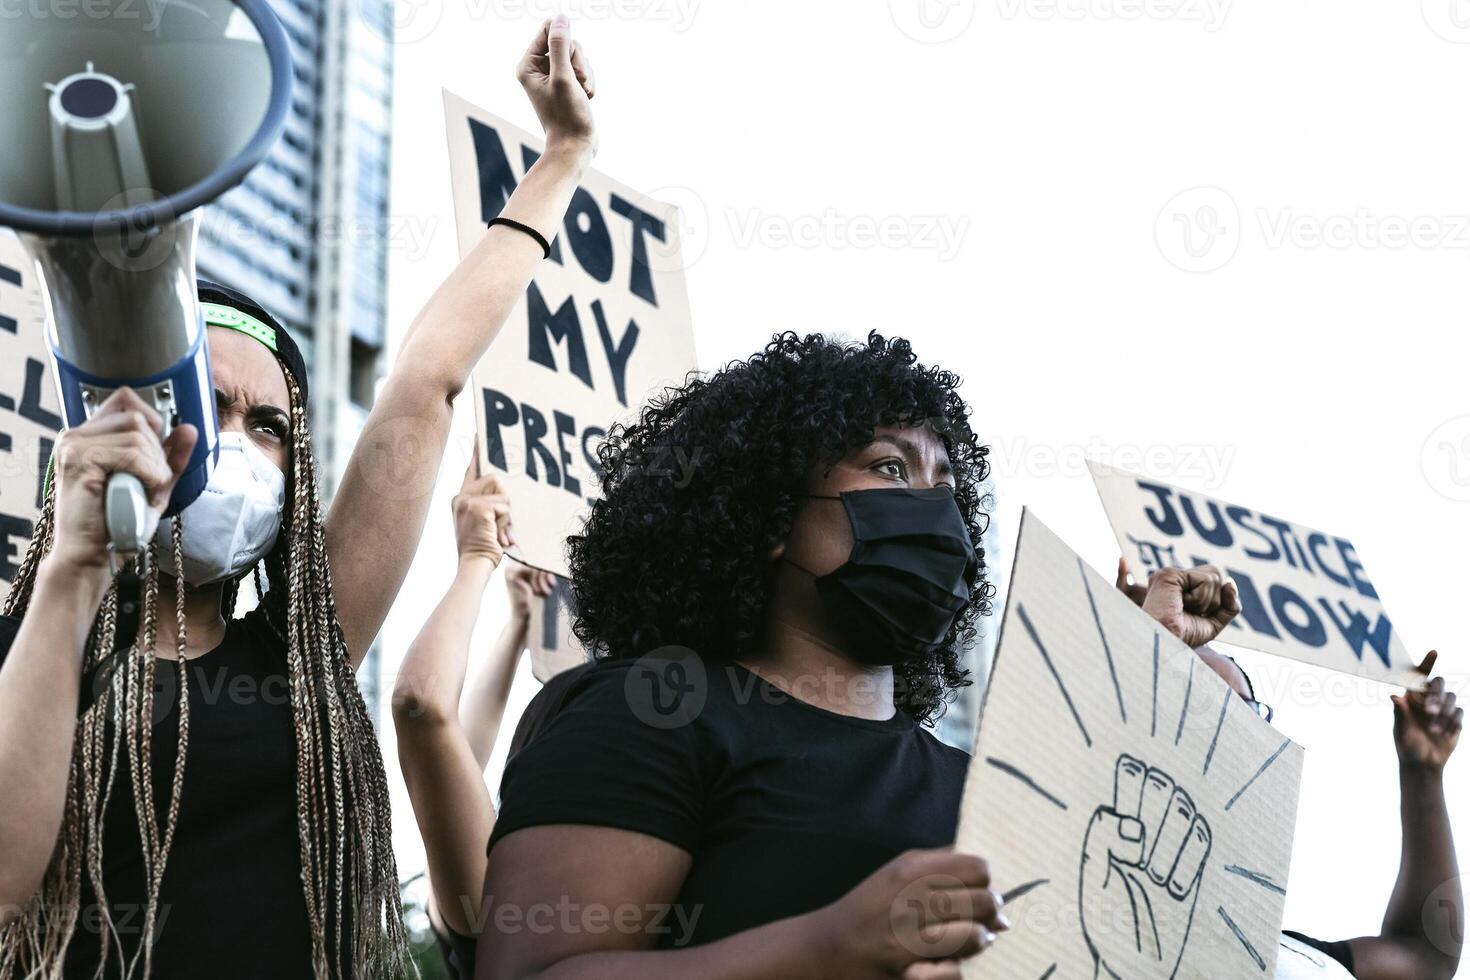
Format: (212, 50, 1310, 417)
(489, 217, 551, 259)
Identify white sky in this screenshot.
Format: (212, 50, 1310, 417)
(379, 0, 1470, 954)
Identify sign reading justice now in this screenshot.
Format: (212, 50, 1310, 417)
(444, 91, 698, 578)
(1088, 460, 1419, 687)
(0, 232, 62, 607)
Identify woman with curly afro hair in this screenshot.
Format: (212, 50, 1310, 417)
(478, 331, 1011, 980)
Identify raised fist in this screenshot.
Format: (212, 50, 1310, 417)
(1080, 754, 1211, 979)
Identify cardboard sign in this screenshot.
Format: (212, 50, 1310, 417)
(0, 233, 61, 606)
(956, 511, 1303, 980)
(444, 92, 698, 578)
(528, 572, 589, 683)
(1087, 460, 1418, 688)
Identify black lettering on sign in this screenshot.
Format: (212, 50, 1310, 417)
(563, 186, 613, 284)
(481, 387, 599, 503)
(469, 117, 668, 304)
(21, 359, 62, 431)
(590, 300, 638, 407)
(526, 282, 592, 391)
(539, 575, 579, 651)
(609, 194, 667, 308)
(469, 119, 518, 225)
(0, 259, 19, 333)
(1, 512, 34, 584)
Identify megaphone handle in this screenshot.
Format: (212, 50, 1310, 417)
(104, 471, 149, 559)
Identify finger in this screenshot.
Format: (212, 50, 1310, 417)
(1417, 650, 1439, 676)
(520, 18, 551, 66)
(461, 453, 479, 492)
(911, 921, 990, 961)
(1113, 754, 1145, 818)
(903, 961, 966, 980)
(1116, 557, 1131, 593)
(1139, 768, 1175, 865)
(92, 387, 164, 435)
(571, 40, 596, 98)
(924, 886, 1004, 929)
(1430, 692, 1457, 734)
(1222, 578, 1241, 615)
(1147, 787, 1196, 886)
(79, 443, 173, 498)
(546, 14, 572, 81)
(1450, 706, 1464, 735)
(1085, 808, 1145, 866)
(537, 571, 556, 597)
(1182, 565, 1224, 614)
(1167, 815, 1212, 899)
(156, 424, 199, 507)
(900, 849, 991, 889)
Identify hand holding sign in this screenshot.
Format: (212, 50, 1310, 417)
(1081, 755, 1212, 980)
(1089, 460, 1420, 686)
(451, 455, 513, 567)
(808, 848, 1007, 980)
(1392, 652, 1463, 772)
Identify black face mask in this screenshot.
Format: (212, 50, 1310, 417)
(787, 487, 977, 667)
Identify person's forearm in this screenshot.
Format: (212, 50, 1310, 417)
(396, 140, 594, 391)
(393, 558, 495, 726)
(1381, 764, 1461, 963)
(489, 910, 830, 980)
(462, 612, 529, 770)
(0, 558, 108, 918)
(325, 140, 593, 662)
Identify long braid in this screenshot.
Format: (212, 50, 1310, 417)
(1, 357, 408, 978)
(262, 369, 408, 977)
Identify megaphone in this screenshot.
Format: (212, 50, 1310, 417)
(0, 0, 292, 563)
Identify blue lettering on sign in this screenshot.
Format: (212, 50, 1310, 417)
(1130, 479, 1381, 596)
(1125, 535, 1396, 668)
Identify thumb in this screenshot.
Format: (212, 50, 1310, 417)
(547, 14, 573, 80)
(1086, 808, 1144, 867)
(1116, 557, 1130, 592)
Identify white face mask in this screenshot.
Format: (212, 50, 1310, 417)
(157, 432, 287, 587)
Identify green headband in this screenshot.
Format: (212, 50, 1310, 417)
(201, 301, 279, 352)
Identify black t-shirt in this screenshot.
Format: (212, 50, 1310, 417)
(488, 656, 970, 948)
(0, 610, 322, 979)
(431, 920, 479, 980)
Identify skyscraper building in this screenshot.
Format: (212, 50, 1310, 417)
(196, 0, 395, 709)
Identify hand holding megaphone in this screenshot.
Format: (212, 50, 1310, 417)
(49, 388, 197, 577)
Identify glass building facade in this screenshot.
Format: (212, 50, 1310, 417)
(197, 0, 395, 709)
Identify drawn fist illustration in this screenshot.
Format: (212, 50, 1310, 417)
(1080, 755, 1211, 979)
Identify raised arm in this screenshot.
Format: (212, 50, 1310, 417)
(392, 461, 510, 937)
(327, 16, 597, 663)
(1348, 652, 1462, 980)
(0, 390, 195, 920)
(461, 562, 553, 769)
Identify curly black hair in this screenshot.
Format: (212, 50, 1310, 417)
(566, 331, 994, 725)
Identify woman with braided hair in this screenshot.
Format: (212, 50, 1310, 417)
(0, 16, 597, 978)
